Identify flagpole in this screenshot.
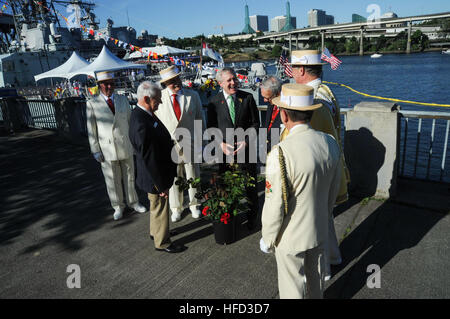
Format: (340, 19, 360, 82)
(199, 38, 203, 70)
(196, 38, 203, 83)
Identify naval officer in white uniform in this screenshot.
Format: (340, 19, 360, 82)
(260, 84, 342, 298)
(86, 71, 146, 220)
(155, 66, 204, 222)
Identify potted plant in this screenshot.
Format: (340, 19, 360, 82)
(176, 164, 255, 245)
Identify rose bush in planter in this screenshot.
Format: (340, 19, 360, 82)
(176, 164, 256, 244)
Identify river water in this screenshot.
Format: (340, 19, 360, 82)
(228, 52, 450, 182)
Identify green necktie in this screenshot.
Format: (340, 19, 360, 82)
(228, 95, 235, 125)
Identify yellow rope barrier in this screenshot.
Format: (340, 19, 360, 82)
(322, 81, 450, 108)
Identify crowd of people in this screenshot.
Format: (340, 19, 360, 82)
(85, 49, 349, 299)
(51, 80, 85, 99)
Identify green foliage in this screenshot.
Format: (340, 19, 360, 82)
(325, 37, 336, 53)
(411, 30, 429, 51)
(176, 164, 255, 222)
(271, 45, 282, 57)
(376, 35, 387, 52)
(360, 197, 371, 206)
(345, 37, 359, 53)
(161, 34, 258, 52)
(307, 35, 321, 50)
(162, 26, 438, 57)
(360, 196, 386, 206)
(250, 52, 259, 59)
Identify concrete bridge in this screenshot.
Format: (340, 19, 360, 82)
(256, 11, 450, 55)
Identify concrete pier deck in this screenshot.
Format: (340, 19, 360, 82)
(0, 129, 449, 299)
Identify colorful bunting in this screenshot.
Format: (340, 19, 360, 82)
(30, 0, 198, 67)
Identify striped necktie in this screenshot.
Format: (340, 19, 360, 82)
(227, 95, 235, 125)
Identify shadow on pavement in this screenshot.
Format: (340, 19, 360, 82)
(0, 130, 132, 253)
(325, 198, 446, 299)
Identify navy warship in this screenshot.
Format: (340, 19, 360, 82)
(0, 0, 156, 88)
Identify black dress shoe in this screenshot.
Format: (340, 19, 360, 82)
(155, 244, 185, 253)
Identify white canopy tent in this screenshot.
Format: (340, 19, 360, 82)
(68, 45, 146, 79)
(34, 51, 90, 81)
(127, 45, 191, 59)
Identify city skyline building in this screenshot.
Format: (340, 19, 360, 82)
(308, 9, 335, 27)
(270, 15, 297, 32)
(250, 15, 269, 32)
(352, 13, 367, 23)
(280, 1, 295, 32)
(242, 4, 256, 34)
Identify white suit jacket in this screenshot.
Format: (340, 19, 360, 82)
(262, 125, 342, 255)
(155, 88, 204, 163)
(86, 94, 134, 161)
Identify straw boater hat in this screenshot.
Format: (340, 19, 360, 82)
(272, 83, 322, 111)
(159, 65, 181, 83)
(290, 50, 327, 66)
(96, 71, 115, 82)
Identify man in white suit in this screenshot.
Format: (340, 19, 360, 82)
(86, 71, 146, 221)
(260, 84, 341, 299)
(290, 50, 349, 278)
(155, 66, 203, 222)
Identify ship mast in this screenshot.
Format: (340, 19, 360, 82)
(8, 0, 98, 34)
(52, 0, 99, 30)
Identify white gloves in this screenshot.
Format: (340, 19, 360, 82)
(93, 152, 104, 163)
(259, 238, 273, 254)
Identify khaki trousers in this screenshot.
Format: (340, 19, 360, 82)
(169, 163, 200, 213)
(275, 245, 325, 299)
(100, 158, 138, 210)
(148, 193, 171, 249)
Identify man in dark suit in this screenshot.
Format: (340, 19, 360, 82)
(260, 76, 283, 153)
(129, 81, 184, 253)
(207, 67, 260, 230)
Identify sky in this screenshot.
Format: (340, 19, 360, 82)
(53, 0, 450, 39)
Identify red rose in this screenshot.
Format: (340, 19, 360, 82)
(220, 212, 231, 224)
(202, 206, 210, 216)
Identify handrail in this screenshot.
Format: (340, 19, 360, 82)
(340, 108, 450, 120)
(340, 107, 450, 183)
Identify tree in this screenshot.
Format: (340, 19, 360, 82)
(376, 35, 387, 52)
(325, 36, 337, 53)
(411, 30, 430, 51)
(307, 35, 320, 50)
(271, 45, 282, 57)
(345, 36, 359, 53)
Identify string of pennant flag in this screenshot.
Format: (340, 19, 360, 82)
(31, 0, 198, 67)
(0, 1, 9, 15)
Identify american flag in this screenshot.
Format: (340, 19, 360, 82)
(279, 51, 293, 78)
(321, 47, 342, 70)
